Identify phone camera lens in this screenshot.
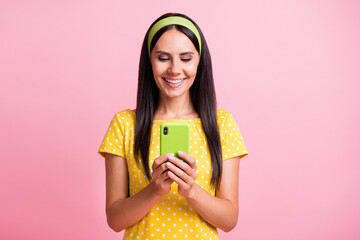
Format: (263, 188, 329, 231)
(163, 127, 168, 135)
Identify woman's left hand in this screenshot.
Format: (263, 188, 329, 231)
(166, 151, 198, 199)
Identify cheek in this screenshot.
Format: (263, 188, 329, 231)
(151, 66, 161, 78)
(152, 63, 167, 77)
(184, 65, 198, 77)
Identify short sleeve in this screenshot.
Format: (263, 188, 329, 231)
(98, 113, 126, 158)
(220, 113, 248, 161)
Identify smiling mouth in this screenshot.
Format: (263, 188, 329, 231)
(162, 77, 186, 88)
(163, 78, 186, 84)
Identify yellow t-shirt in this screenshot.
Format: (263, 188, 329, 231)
(98, 109, 248, 240)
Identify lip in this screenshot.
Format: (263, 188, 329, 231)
(162, 77, 186, 88)
(163, 77, 186, 80)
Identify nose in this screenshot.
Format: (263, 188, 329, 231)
(168, 59, 181, 75)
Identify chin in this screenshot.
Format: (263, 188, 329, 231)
(165, 92, 183, 98)
(161, 89, 188, 99)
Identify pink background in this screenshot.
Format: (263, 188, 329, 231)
(1, 0, 359, 239)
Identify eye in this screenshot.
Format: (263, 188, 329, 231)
(181, 58, 192, 62)
(158, 57, 169, 61)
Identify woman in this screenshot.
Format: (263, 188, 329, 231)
(98, 12, 248, 239)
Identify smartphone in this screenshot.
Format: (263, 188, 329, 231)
(160, 122, 190, 160)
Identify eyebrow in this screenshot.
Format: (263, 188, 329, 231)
(155, 50, 194, 55)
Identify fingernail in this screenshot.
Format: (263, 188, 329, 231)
(178, 151, 184, 155)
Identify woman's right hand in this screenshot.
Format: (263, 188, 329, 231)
(150, 153, 174, 197)
(105, 153, 174, 232)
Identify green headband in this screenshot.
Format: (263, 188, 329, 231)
(147, 16, 202, 57)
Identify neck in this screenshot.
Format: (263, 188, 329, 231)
(155, 92, 197, 119)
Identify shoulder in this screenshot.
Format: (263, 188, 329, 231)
(216, 108, 232, 117)
(216, 108, 238, 131)
(109, 109, 136, 129)
(216, 108, 233, 121)
(113, 109, 136, 121)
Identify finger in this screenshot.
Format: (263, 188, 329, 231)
(152, 165, 168, 179)
(164, 175, 174, 185)
(154, 168, 172, 183)
(168, 171, 189, 190)
(168, 155, 195, 178)
(177, 151, 197, 170)
(152, 158, 172, 177)
(160, 170, 172, 182)
(166, 162, 193, 184)
(152, 153, 174, 169)
(157, 161, 170, 174)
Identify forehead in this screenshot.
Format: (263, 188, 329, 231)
(154, 29, 196, 52)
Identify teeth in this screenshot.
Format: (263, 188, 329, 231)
(164, 78, 185, 84)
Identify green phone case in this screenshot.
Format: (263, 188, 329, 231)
(160, 122, 190, 159)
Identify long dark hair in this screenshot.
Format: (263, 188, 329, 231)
(134, 13, 222, 189)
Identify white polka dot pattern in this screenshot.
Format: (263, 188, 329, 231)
(98, 109, 248, 239)
(218, 110, 249, 160)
